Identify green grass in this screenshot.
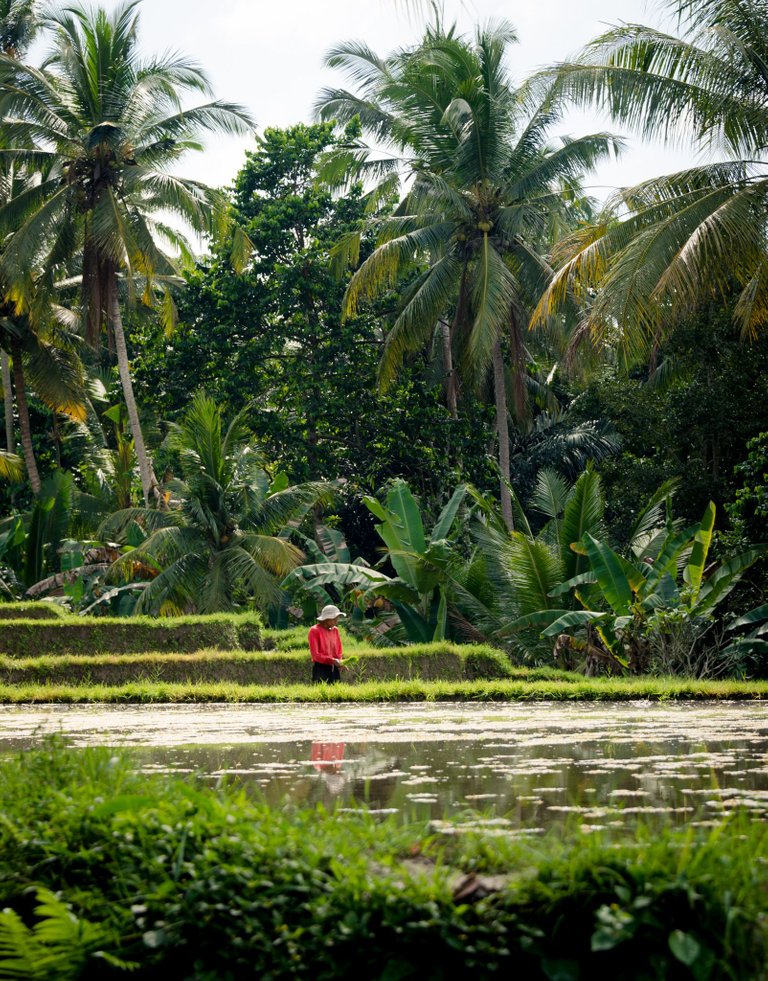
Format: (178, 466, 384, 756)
(0, 643, 513, 686)
(1, 675, 767, 703)
(262, 625, 365, 651)
(0, 610, 263, 657)
(0, 601, 68, 620)
(0, 740, 765, 978)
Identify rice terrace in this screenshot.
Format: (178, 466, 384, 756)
(0, 0, 767, 977)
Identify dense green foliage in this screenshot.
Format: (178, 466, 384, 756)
(0, 0, 765, 680)
(0, 743, 765, 977)
(512, 498, 765, 676)
(729, 432, 768, 546)
(572, 315, 768, 540)
(131, 123, 493, 510)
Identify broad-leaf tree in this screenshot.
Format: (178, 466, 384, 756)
(0, 0, 252, 504)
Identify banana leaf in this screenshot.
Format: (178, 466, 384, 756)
(430, 483, 468, 542)
(283, 562, 389, 590)
(695, 549, 763, 615)
(720, 638, 768, 658)
(548, 571, 598, 596)
(683, 501, 715, 599)
(393, 601, 434, 643)
(385, 480, 426, 553)
(432, 590, 448, 641)
(559, 468, 604, 579)
(502, 608, 574, 634)
(727, 604, 768, 631)
(364, 580, 422, 605)
(581, 533, 640, 614)
(642, 523, 700, 595)
(541, 609, 611, 638)
(627, 478, 680, 555)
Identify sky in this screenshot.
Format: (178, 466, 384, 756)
(47, 0, 704, 198)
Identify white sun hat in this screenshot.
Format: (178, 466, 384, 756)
(317, 604, 346, 621)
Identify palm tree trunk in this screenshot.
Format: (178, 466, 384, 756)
(443, 266, 468, 420)
(1, 350, 14, 453)
(439, 321, 458, 419)
(108, 285, 160, 507)
(492, 339, 513, 531)
(10, 337, 40, 494)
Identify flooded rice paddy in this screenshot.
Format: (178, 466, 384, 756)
(2, 700, 767, 835)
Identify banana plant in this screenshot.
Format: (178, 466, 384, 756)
(513, 500, 763, 673)
(0, 470, 75, 589)
(289, 480, 471, 642)
(722, 605, 768, 665)
(361, 479, 471, 642)
(282, 524, 391, 623)
(472, 467, 606, 644)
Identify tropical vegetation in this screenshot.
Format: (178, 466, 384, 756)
(0, 0, 765, 683)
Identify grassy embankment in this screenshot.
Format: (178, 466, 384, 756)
(0, 740, 765, 978)
(1, 607, 767, 701)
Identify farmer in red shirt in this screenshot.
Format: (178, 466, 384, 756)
(308, 605, 345, 683)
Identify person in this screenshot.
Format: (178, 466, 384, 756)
(310, 741, 346, 773)
(308, 605, 346, 684)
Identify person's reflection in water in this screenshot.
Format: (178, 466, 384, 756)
(311, 741, 346, 796)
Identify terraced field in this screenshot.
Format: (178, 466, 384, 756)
(0, 605, 513, 695)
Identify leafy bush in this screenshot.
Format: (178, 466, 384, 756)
(513, 499, 764, 677)
(729, 433, 768, 542)
(0, 742, 765, 979)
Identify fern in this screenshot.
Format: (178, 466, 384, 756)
(0, 889, 136, 980)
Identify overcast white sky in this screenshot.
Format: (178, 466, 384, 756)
(53, 0, 703, 197)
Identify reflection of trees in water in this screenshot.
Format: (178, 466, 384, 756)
(130, 734, 768, 829)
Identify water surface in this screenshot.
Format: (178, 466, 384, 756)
(2, 701, 766, 834)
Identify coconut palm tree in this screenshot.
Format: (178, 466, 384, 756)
(0, 1, 252, 505)
(0, 305, 86, 493)
(0, 0, 39, 464)
(0, 446, 21, 480)
(316, 21, 620, 529)
(532, 0, 768, 355)
(101, 393, 337, 615)
(0, 0, 37, 57)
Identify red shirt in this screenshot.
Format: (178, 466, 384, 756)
(311, 742, 345, 772)
(308, 624, 343, 665)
